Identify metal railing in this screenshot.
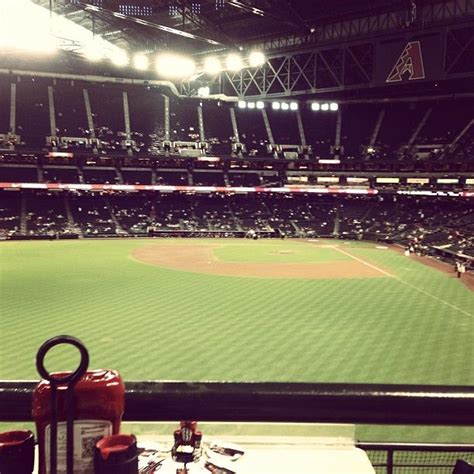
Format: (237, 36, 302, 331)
(358, 443, 474, 474)
(1, 380, 474, 425)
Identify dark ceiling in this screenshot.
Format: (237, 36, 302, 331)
(32, 0, 428, 55)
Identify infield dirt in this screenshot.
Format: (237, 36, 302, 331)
(132, 244, 389, 279)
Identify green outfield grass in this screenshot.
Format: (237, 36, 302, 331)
(1, 238, 473, 443)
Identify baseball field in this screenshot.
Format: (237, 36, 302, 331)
(1, 238, 473, 442)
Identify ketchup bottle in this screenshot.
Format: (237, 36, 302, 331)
(32, 369, 125, 474)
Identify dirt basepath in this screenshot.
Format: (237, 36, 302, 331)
(132, 244, 387, 279)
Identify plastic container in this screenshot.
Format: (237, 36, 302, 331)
(0, 430, 35, 474)
(32, 369, 125, 474)
(94, 434, 138, 473)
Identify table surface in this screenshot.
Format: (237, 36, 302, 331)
(33, 423, 376, 473)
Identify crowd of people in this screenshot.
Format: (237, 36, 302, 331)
(1, 191, 472, 266)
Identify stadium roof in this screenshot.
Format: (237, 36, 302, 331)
(29, 0, 432, 55)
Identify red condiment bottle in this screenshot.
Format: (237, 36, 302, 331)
(32, 369, 125, 474)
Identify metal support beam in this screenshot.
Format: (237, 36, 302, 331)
(370, 109, 385, 147)
(82, 88, 95, 138)
(261, 109, 275, 145)
(408, 107, 433, 146)
(226, 0, 308, 30)
(164, 95, 170, 141)
(77, 2, 223, 46)
(296, 109, 307, 146)
(230, 107, 240, 142)
(9, 83, 16, 134)
(223, 42, 375, 99)
(47, 86, 57, 137)
(122, 91, 131, 140)
(335, 108, 342, 148)
(451, 119, 473, 147)
(197, 104, 205, 142)
(253, 0, 474, 54)
(0, 69, 183, 97)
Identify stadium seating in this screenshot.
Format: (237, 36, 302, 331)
(43, 166, 80, 184)
(82, 167, 120, 184)
(0, 166, 38, 182)
(25, 192, 69, 236)
(68, 194, 117, 235)
(0, 73, 472, 264)
(2, 191, 472, 261)
(0, 74, 472, 166)
(0, 191, 21, 236)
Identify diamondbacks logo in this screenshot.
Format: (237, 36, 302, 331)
(386, 41, 425, 83)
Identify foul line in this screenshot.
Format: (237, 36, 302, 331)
(333, 246, 392, 277)
(334, 246, 474, 319)
(394, 278, 474, 318)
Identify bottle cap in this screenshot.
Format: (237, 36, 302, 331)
(94, 434, 138, 473)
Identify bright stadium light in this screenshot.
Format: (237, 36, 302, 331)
(321, 103, 329, 111)
(249, 51, 266, 67)
(256, 101, 265, 109)
(110, 49, 129, 67)
(281, 102, 290, 111)
(0, 0, 58, 54)
(330, 102, 339, 111)
(156, 53, 196, 79)
(272, 102, 281, 110)
(247, 102, 256, 109)
(0, 0, 132, 59)
(226, 53, 243, 71)
(83, 43, 104, 62)
(311, 102, 320, 111)
(25, 36, 58, 54)
(238, 100, 247, 109)
(203, 56, 222, 75)
(133, 53, 149, 71)
(290, 102, 298, 111)
(198, 86, 210, 97)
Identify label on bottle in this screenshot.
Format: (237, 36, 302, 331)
(45, 420, 112, 474)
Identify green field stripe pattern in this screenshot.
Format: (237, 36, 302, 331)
(1, 239, 473, 443)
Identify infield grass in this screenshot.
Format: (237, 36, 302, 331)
(1, 238, 473, 443)
(213, 243, 350, 263)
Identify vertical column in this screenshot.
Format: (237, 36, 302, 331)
(261, 108, 274, 145)
(197, 104, 205, 142)
(83, 88, 95, 138)
(369, 108, 385, 147)
(9, 83, 16, 134)
(122, 91, 131, 140)
(229, 106, 240, 142)
(334, 107, 342, 148)
(408, 107, 432, 146)
(450, 118, 473, 147)
(48, 86, 57, 137)
(164, 95, 170, 141)
(296, 109, 306, 146)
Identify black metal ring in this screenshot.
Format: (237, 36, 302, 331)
(36, 335, 89, 385)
